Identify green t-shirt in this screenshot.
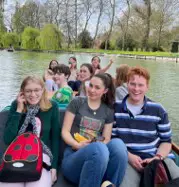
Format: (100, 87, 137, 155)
(52, 86, 73, 107)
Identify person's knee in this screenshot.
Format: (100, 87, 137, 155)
(86, 142, 109, 164)
(108, 138, 128, 158)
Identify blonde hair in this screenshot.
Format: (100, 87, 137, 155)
(116, 64, 130, 87)
(20, 76, 52, 111)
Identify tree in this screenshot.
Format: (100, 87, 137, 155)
(2, 33, 19, 48)
(78, 30, 92, 48)
(151, 0, 179, 50)
(12, 1, 43, 33)
(21, 27, 40, 49)
(93, 0, 104, 47)
(134, 0, 151, 51)
(38, 24, 62, 50)
(105, 0, 116, 50)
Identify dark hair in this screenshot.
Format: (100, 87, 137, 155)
(53, 64, 71, 79)
(69, 57, 77, 69)
(91, 56, 101, 69)
(93, 73, 115, 108)
(49, 60, 58, 70)
(80, 63, 94, 77)
(69, 56, 77, 62)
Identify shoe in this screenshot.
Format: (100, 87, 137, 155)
(101, 181, 115, 187)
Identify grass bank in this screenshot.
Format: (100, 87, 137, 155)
(62, 48, 179, 57)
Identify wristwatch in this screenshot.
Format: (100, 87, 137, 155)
(155, 153, 164, 160)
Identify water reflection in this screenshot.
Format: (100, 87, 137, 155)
(0, 50, 179, 143)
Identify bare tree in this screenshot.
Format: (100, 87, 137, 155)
(152, 0, 179, 49)
(105, 0, 116, 50)
(93, 0, 104, 47)
(135, 0, 151, 51)
(82, 0, 94, 32)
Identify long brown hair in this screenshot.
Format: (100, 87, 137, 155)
(20, 76, 52, 111)
(93, 73, 115, 108)
(115, 64, 130, 87)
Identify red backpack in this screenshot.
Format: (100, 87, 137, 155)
(0, 132, 43, 182)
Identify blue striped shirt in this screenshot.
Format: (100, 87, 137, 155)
(112, 95, 174, 159)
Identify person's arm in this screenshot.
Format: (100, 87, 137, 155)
(99, 59, 113, 73)
(4, 101, 22, 144)
(51, 102, 60, 169)
(61, 110, 90, 150)
(4, 92, 26, 145)
(156, 110, 172, 158)
(50, 102, 60, 185)
(102, 123, 113, 144)
(143, 109, 172, 164)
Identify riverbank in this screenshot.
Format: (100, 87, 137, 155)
(1, 48, 179, 62)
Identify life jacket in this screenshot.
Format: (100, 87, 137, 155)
(0, 132, 43, 182)
(140, 159, 179, 187)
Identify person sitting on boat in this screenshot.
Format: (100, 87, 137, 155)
(68, 57, 80, 92)
(43, 60, 59, 92)
(91, 56, 113, 74)
(52, 64, 73, 108)
(61, 73, 128, 187)
(0, 76, 60, 187)
(77, 63, 94, 96)
(113, 66, 179, 187)
(115, 64, 130, 102)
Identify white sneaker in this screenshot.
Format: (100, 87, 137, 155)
(101, 181, 115, 187)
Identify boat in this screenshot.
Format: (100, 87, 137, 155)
(7, 49, 14, 52)
(0, 109, 179, 187)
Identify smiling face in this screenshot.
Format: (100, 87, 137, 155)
(127, 75, 149, 105)
(54, 72, 67, 86)
(49, 60, 58, 70)
(69, 58, 77, 69)
(91, 57, 100, 69)
(23, 81, 44, 105)
(87, 77, 107, 101)
(79, 66, 92, 82)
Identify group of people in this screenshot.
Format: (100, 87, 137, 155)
(1, 55, 179, 187)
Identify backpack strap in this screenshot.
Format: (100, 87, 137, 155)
(162, 160, 172, 181)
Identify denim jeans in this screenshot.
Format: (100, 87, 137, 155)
(61, 138, 128, 187)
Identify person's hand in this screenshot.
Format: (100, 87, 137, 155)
(72, 140, 91, 150)
(16, 92, 26, 113)
(142, 156, 160, 165)
(109, 59, 114, 65)
(51, 168, 57, 185)
(128, 153, 144, 172)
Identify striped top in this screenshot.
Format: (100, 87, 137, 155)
(112, 95, 174, 159)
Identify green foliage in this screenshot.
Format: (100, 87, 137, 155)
(116, 34, 137, 51)
(38, 24, 62, 50)
(12, 1, 41, 34)
(0, 12, 6, 33)
(78, 30, 92, 48)
(100, 40, 111, 50)
(21, 27, 40, 49)
(2, 33, 19, 48)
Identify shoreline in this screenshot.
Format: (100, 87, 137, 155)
(1, 48, 179, 63)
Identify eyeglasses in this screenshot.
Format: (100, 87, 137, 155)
(24, 88, 43, 95)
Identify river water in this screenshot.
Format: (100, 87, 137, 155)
(0, 50, 179, 143)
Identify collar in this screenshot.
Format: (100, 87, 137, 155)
(122, 94, 148, 112)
